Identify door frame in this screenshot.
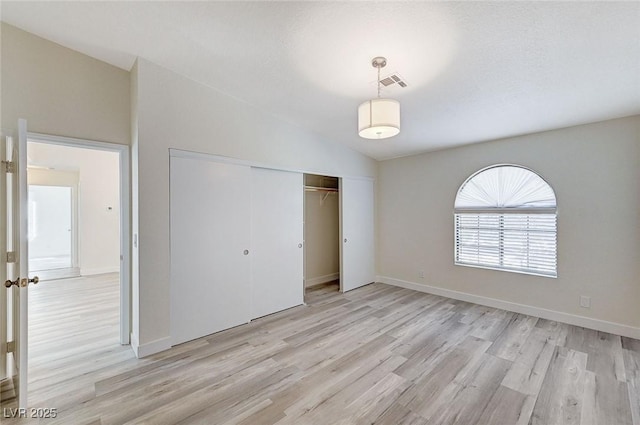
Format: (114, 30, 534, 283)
(27, 132, 131, 345)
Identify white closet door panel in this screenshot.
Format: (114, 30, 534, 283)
(341, 177, 375, 292)
(251, 168, 303, 319)
(170, 156, 251, 346)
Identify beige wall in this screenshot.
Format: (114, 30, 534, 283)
(1, 23, 130, 145)
(8, 22, 636, 352)
(304, 191, 339, 287)
(0, 24, 377, 356)
(377, 116, 640, 330)
(133, 59, 377, 354)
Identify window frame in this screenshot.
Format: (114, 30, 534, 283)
(453, 164, 558, 278)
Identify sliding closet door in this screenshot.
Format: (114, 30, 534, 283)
(170, 156, 251, 346)
(251, 168, 304, 319)
(341, 177, 375, 292)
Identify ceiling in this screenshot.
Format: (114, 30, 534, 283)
(2, 1, 639, 160)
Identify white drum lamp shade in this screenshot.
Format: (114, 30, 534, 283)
(358, 98, 400, 139)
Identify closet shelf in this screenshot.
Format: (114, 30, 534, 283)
(304, 186, 338, 193)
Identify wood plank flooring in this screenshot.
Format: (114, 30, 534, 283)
(2, 278, 639, 424)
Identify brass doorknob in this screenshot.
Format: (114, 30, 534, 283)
(5, 278, 18, 288)
(19, 276, 39, 287)
(21, 277, 39, 287)
(4, 276, 38, 288)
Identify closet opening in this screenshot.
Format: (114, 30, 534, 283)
(303, 174, 340, 302)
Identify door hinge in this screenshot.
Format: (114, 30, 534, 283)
(1, 160, 15, 173)
(6, 251, 16, 263)
(6, 340, 15, 354)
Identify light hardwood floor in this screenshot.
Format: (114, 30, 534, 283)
(2, 277, 639, 424)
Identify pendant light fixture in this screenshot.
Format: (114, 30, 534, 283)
(358, 56, 400, 139)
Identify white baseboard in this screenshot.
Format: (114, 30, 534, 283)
(305, 272, 340, 288)
(377, 276, 640, 340)
(35, 267, 80, 281)
(81, 266, 119, 276)
(131, 335, 171, 359)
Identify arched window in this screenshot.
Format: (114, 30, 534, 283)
(454, 165, 557, 277)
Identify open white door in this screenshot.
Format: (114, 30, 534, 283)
(0, 130, 7, 405)
(250, 168, 304, 319)
(340, 177, 375, 292)
(1, 119, 35, 410)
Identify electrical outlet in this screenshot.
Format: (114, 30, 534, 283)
(580, 295, 591, 309)
(418, 270, 425, 279)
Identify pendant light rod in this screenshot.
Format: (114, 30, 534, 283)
(371, 56, 387, 99)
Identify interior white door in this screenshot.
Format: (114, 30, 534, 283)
(250, 168, 303, 319)
(340, 177, 375, 292)
(1, 119, 31, 410)
(170, 156, 251, 346)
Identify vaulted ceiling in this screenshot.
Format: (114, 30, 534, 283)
(2, 1, 639, 160)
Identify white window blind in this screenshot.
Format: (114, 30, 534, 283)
(454, 165, 557, 277)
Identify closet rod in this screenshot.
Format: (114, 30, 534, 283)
(304, 186, 339, 193)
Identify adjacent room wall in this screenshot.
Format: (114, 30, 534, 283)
(133, 58, 377, 356)
(28, 143, 120, 276)
(377, 116, 640, 334)
(0, 23, 130, 145)
(304, 190, 340, 287)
